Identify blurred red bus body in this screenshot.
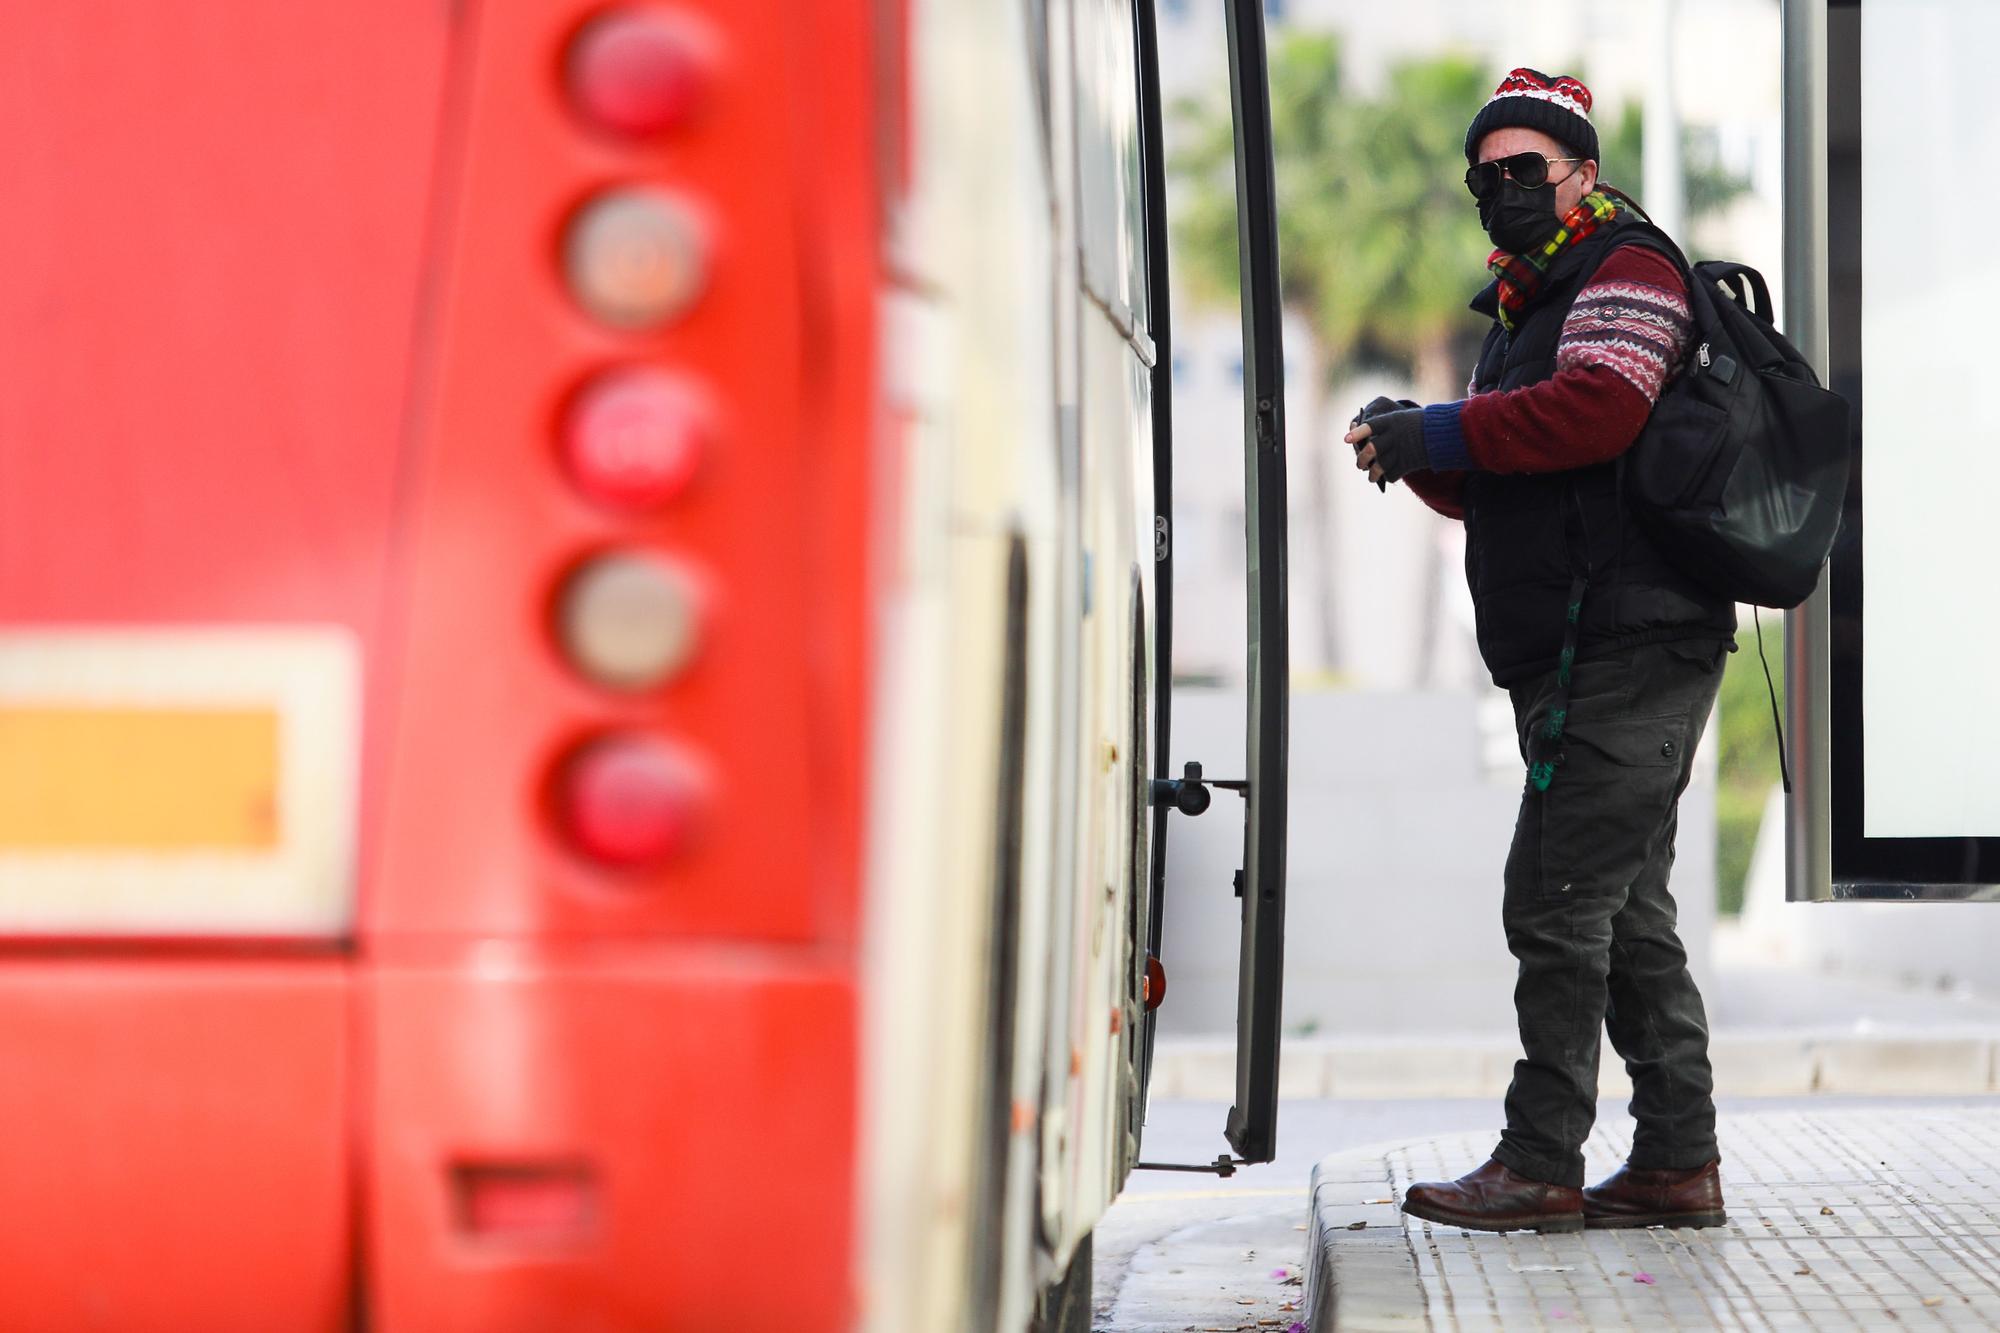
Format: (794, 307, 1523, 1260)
(0, 1, 876, 1328)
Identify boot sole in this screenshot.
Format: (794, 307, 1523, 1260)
(1585, 1210, 1728, 1231)
(1400, 1197, 1585, 1234)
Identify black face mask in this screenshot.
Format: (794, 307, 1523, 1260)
(1479, 180, 1562, 255)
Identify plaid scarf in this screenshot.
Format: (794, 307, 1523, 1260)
(1487, 190, 1620, 332)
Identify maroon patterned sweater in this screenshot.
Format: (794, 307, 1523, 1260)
(1403, 246, 1693, 521)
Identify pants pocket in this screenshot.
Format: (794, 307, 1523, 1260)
(1537, 711, 1690, 897)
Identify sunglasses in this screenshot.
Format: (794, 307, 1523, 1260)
(1464, 151, 1584, 200)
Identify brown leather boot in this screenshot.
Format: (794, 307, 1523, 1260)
(1399, 1159, 1584, 1234)
(1582, 1159, 1727, 1229)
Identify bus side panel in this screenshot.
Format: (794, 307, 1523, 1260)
(0, 5, 446, 1326)
(366, 955, 854, 1332)
(1064, 307, 1151, 1234)
(0, 963, 350, 1332)
(0, 0, 451, 884)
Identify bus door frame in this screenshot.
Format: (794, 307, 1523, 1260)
(1136, 0, 1291, 1170)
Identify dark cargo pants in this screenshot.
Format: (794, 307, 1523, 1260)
(1491, 638, 1728, 1189)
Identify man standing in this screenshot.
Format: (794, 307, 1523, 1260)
(1344, 69, 1737, 1234)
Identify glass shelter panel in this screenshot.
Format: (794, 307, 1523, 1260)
(1819, 0, 2000, 893)
(1857, 0, 2000, 839)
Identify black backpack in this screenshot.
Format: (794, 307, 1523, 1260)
(1614, 218, 1853, 609)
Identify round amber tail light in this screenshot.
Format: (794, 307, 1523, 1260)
(554, 550, 704, 692)
(563, 188, 708, 331)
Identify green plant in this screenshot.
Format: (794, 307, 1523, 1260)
(1713, 619, 1787, 914)
(1170, 40, 1495, 678)
(1172, 38, 1493, 397)
(1598, 103, 1756, 256)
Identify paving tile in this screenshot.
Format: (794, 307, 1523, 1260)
(1306, 1108, 2000, 1331)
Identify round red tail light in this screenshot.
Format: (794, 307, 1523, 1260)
(557, 735, 702, 868)
(561, 369, 708, 512)
(566, 11, 709, 138)
(563, 188, 708, 331)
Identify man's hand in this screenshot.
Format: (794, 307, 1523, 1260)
(1347, 397, 1417, 491)
(1344, 406, 1430, 485)
(1352, 395, 1417, 424)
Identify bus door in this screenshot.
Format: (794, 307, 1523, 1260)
(1136, 0, 1291, 1170)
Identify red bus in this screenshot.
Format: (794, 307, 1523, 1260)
(0, 2, 1288, 1328)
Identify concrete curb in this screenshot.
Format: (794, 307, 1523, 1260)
(1154, 1030, 2000, 1100)
(1303, 1144, 1421, 1333)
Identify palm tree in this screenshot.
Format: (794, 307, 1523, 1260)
(1598, 101, 1755, 247)
(1172, 39, 1492, 682)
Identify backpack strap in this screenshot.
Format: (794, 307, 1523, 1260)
(1753, 607, 1793, 795)
(1692, 261, 1774, 322)
(1528, 495, 1592, 794)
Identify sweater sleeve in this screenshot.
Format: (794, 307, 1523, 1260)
(1418, 247, 1693, 475)
(1403, 469, 1467, 520)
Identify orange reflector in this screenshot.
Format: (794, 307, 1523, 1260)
(566, 11, 708, 138)
(556, 735, 702, 869)
(452, 1161, 598, 1242)
(0, 707, 280, 851)
(555, 550, 704, 692)
(563, 188, 707, 331)
(561, 369, 708, 512)
(1144, 954, 1167, 1012)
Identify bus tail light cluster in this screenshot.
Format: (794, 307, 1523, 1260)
(550, 8, 717, 872)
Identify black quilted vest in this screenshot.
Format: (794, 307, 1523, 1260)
(1460, 216, 1736, 686)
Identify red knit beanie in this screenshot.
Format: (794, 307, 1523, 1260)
(1463, 68, 1600, 166)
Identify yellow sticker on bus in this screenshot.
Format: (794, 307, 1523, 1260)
(0, 628, 356, 936)
(0, 706, 283, 852)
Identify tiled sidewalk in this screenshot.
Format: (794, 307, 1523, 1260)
(1304, 1109, 2000, 1330)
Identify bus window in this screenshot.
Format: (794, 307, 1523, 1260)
(1077, 0, 1149, 339)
